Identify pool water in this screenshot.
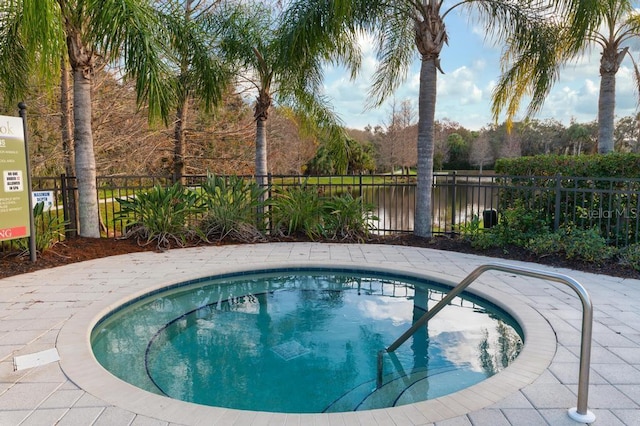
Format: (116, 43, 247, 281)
(92, 270, 523, 413)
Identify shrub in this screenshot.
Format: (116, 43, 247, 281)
(15, 201, 69, 254)
(495, 154, 640, 246)
(323, 192, 377, 241)
(470, 225, 510, 250)
(459, 214, 482, 241)
(115, 183, 202, 249)
(502, 200, 550, 245)
(470, 200, 550, 250)
(561, 227, 615, 263)
(269, 184, 326, 239)
(269, 185, 377, 241)
(618, 243, 640, 271)
(199, 174, 266, 242)
(495, 153, 640, 178)
(526, 232, 563, 257)
(527, 226, 615, 264)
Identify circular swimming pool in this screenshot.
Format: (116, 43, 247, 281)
(91, 268, 523, 413)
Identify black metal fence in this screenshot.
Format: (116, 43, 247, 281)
(497, 174, 640, 247)
(3, 172, 640, 251)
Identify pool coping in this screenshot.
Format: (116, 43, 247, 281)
(57, 261, 556, 425)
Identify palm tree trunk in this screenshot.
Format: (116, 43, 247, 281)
(73, 68, 100, 238)
(173, 96, 188, 183)
(255, 117, 269, 228)
(255, 118, 268, 186)
(598, 69, 616, 154)
(414, 58, 437, 238)
(253, 85, 271, 228)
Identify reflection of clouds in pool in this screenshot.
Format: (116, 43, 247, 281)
(352, 291, 513, 373)
(355, 296, 414, 327)
(430, 309, 519, 373)
(433, 330, 484, 371)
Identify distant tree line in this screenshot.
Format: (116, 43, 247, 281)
(345, 101, 640, 174)
(5, 76, 640, 178)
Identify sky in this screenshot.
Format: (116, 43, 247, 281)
(322, 8, 640, 132)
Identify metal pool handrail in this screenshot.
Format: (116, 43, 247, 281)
(377, 262, 596, 423)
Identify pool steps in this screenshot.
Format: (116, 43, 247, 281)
(323, 365, 474, 412)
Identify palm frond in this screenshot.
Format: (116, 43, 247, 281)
(87, 0, 177, 124)
(0, 0, 63, 103)
(491, 19, 567, 127)
(277, 0, 365, 79)
(0, 3, 29, 104)
(368, 9, 415, 107)
(159, 5, 233, 113)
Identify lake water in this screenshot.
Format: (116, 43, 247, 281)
(361, 177, 499, 234)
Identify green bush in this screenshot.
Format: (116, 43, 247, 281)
(115, 183, 202, 249)
(323, 192, 377, 241)
(527, 226, 615, 264)
(469, 199, 616, 264)
(506, 201, 550, 242)
(470, 225, 511, 250)
(561, 227, 615, 263)
(473, 222, 615, 264)
(526, 232, 563, 257)
(199, 174, 266, 242)
(269, 185, 326, 239)
(459, 214, 482, 240)
(495, 153, 640, 178)
(15, 201, 69, 254)
(618, 243, 640, 271)
(471, 200, 550, 249)
(269, 185, 377, 241)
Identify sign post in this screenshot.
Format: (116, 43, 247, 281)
(0, 103, 36, 261)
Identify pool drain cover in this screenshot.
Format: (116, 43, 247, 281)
(271, 340, 310, 361)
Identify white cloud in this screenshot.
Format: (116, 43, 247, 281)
(536, 84, 592, 124)
(438, 67, 483, 105)
(472, 58, 487, 72)
(614, 65, 638, 112)
(323, 18, 639, 131)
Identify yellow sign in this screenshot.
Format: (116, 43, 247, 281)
(0, 115, 30, 241)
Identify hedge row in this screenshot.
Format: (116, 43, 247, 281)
(495, 153, 640, 178)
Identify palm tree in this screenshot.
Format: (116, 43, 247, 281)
(156, 0, 232, 182)
(0, 0, 174, 237)
(285, 0, 595, 238)
(589, 1, 640, 153)
(494, 0, 640, 154)
(217, 1, 357, 192)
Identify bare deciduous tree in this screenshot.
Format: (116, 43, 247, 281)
(469, 132, 494, 173)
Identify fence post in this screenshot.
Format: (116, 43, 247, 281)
(267, 173, 272, 233)
(451, 171, 457, 233)
(61, 174, 69, 236)
(61, 173, 78, 238)
(554, 173, 562, 231)
(18, 103, 37, 262)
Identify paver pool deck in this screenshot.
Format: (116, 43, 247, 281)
(1, 243, 639, 425)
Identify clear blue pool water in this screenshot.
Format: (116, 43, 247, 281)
(91, 269, 523, 413)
